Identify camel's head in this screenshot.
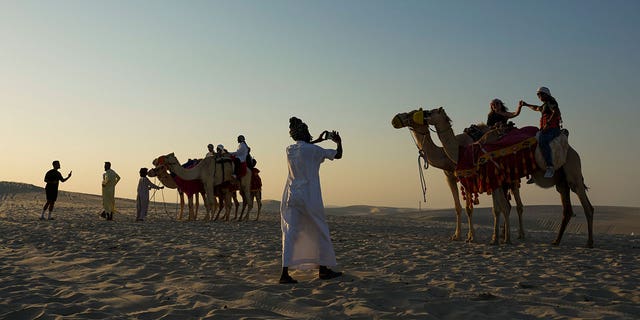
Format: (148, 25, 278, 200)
(154, 153, 179, 168)
(391, 108, 433, 129)
(147, 167, 160, 177)
(148, 165, 179, 189)
(423, 107, 452, 127)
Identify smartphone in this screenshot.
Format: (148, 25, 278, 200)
(325, 131, 334, 140)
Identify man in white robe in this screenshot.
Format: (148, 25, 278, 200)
(102, 161, 120, 221)
(280, 117, 343, 284)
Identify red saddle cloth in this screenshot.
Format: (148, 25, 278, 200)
(455, 126, 539, 205)
(172, 160, 204, 196)
(250, 168, 262, 191)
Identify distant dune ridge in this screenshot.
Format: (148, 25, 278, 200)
(1, 181, 639, 318)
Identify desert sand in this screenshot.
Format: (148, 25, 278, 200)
(1, 181, 639, 319)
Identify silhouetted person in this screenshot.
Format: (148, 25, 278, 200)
(231, 135, 250, 178)
(41, 160, 72, 220)
(279, 117, 343, 284)
(101, 161, 120, 221)
(136, 168, 163, 222)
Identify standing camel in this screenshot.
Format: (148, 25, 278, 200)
(148, 162, 206, 221)
(392, 109, 525, 242)
(416, 107, 594, 247)
(153, 153, 234, 221)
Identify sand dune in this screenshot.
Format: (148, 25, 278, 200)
(1, 181, 639, 319)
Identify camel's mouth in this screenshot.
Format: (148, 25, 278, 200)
(154, 156, 165, 166)
(391, 114, 405, 128)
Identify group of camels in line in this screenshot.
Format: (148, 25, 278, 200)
(392, 107, 594, 248)
(148, 153, 262, 222)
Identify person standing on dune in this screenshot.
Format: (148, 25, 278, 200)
(101, 161, 120, 221)
(41, 160, 72, 220)
(279, 116, 343, 284)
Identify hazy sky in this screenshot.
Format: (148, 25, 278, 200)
(2, 0, 639, 210)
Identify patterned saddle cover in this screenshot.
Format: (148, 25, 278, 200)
(455, 126, 539, 204)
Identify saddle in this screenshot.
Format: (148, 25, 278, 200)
(463, 124, 486, 142)
(534, 129, 570, 170)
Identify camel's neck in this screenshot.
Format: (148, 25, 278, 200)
(168, 160, 202, 181)
(433, 121, 460, 164)
(410, 127, 456, 171)
(155, 170, 178, 189)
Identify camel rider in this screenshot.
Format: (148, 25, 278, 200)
(231, 135, 250, 178)
(216, 144, 225, 155)
(487, 98, 523, 127)
(520, 86, 562, 178)
(206, 144, 215, 158)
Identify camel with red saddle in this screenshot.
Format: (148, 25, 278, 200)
(147, 163, 205, 221)
(400, 107, 594, 247)
(152, 153, 235, 221)
(392, 110, 525, 242)
(213, 166, 263, 221)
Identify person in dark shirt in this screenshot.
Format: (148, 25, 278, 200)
(41, 160, 72, 220)
(487, 98, 522, 127)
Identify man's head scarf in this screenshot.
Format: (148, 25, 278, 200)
(289, 117, 311, 142)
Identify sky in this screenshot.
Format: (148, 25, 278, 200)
(1, 0, 639, 210)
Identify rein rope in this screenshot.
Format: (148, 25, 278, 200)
(149, 177, 177, 221)
(409, 129, 429, 203)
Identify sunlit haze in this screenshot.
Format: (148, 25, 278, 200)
(2, 1, 639, 209)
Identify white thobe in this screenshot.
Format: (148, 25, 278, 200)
(281, 141, 337, 270)
(232, 142, 249, 163)
(136, 177, 161, 220)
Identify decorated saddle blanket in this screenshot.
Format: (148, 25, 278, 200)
(168, 159, 204, 196)
(455, 126, 539, 203)
(251, 168, 262, 191)
(173, 175, 204, 196)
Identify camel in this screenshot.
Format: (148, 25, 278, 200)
(148, 161, 206, 221)
(415, 107, 594, 247)
(214, 168, 262, 221)
(392, 109, 525, 243)
(153, 153, 235, 221)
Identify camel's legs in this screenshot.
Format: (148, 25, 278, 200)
(213, 195, 223, 221)
(553, 175, 574, 246)
(444, 171, 464, 241)
(497, 189, 512, 244)
(490, 194, 501, 245)
(223, 192, 232, 221)
(510, 184, 525, 239)
(194, 193, 200, 221)
(203, 185, 216, 221)
(178, 192, 185, 220)
(233, 193, 240, 220)
(187, 196, 195, 221)
(574, 185, 594, 248)
(464, 204, 474, 243)
(565, 148, 595, 248)
(253, 190, 262, 221)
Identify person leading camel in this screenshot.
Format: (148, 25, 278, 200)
(136, 168, 163, 222)
(487, 98, 523, 127)
(520, 86, 562, 178)
(279, 117, 343, 284)
(41, 160, 72, 220)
